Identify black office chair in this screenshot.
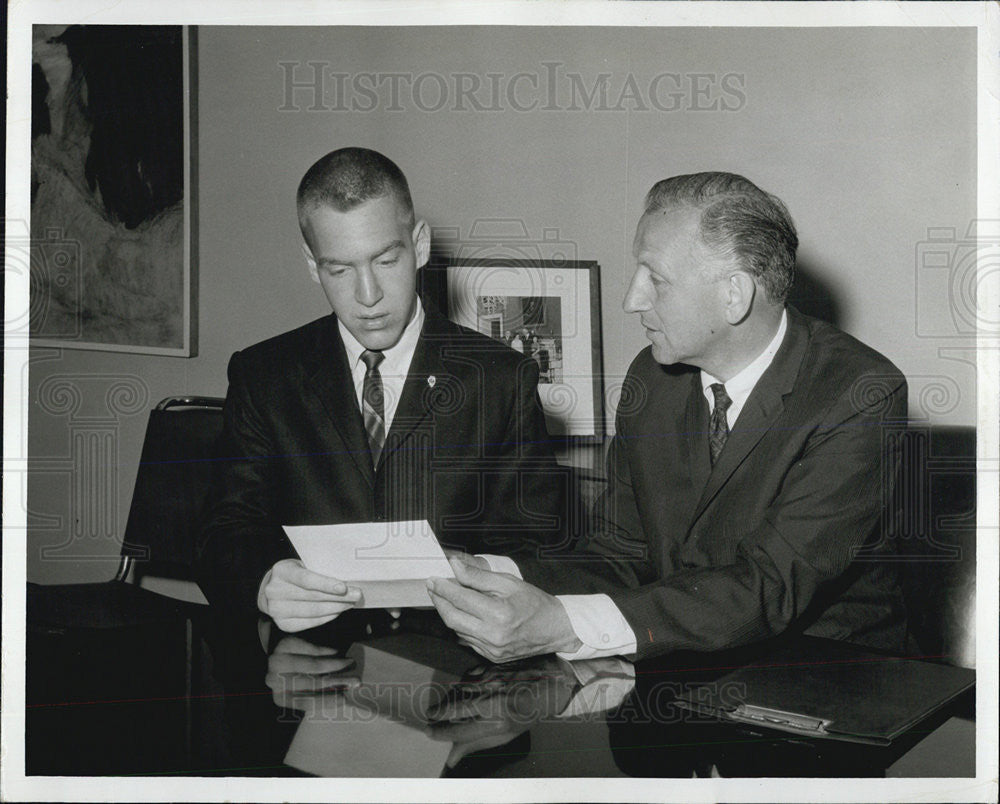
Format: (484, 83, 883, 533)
(26, 397, 228, 773)
(27, 396, 225, 632)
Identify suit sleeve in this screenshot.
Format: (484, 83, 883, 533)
(519, 402, 658, 589)
(527, 373, 907, 661)
(196, 351, 295, 614)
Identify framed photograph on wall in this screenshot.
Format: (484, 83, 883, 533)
(446, 259, 604, 438)
(28, 24, 198, 356)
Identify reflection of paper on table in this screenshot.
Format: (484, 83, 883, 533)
(283, 636, 463, 777)
(343, 640, 457, 725)
(283, 519, 455, 608)
(283, 699, 452, 777)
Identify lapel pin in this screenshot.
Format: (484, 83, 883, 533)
(427, 375, 436, 387)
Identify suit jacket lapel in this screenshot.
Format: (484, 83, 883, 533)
(690, 308, 810, 524)
(683, 371, 713, 499)
(303, 315, 375, 487)
(380, 306, 449, 467)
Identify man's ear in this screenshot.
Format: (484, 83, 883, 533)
(724, 271, 756, 325)
(301, 243, 320, 284)
(412, 219, 431, 269)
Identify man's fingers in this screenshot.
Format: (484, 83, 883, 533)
(426, 584, 486, 635)
(269, 587, 362, 605)
(272, 560, 354, 596)
(427, 578, 497, 636)
(444, 625, 506, 663)
(428, 577, 503, 622)
(447, 556, 513, 593)
(443, 550, 490, 572)
(282, 563, 354, 596)
(463, 639, 506, 664)
(260, 561, 363, 625)
(268, 598, 358, 620)
(452, 630, 521, 664)
(427, 581, 516, 662)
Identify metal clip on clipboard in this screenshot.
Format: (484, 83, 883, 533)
(730, 704, 832, 734)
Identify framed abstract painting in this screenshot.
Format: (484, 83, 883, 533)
(29, 24, 197, 356)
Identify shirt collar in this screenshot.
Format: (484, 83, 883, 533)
(338, 297, 425, 375)
(701, 309, 788, 405)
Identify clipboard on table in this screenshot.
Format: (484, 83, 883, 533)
(673, 637, 975, 745)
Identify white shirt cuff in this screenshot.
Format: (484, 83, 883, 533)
(555, 594, 637, 660)
(476, 554, 523, 578)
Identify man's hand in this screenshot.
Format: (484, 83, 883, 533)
(258, 558, 362, 632)
(426, 557, 582, 663)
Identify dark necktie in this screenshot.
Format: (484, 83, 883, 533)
(361, 349, 386, 466)
(708, 383, 732, 466)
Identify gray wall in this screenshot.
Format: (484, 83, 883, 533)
(27, 26, 977, 583)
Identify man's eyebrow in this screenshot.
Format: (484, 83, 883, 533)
(642, 260, 671, 279)
(371, 240, 405, 259)
(316, 240, 405, 267)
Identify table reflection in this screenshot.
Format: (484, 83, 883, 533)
(260, 621, 635, 777)
(26, 608, 969, 778)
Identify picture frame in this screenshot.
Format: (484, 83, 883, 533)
(28, 25, 198, 356)
(446, 259, 604, 438)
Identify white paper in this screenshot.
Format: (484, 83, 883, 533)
(283, 520, 455, 608)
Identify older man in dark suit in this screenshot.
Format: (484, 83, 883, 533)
(428, 172, 907, 663)
(197, 148, 565, 631)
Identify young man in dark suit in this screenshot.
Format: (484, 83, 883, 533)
(428, 172, 907, 663)
(197, 148, 565, 631)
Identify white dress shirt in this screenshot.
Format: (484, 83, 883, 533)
(700, 309, 788, 429)
(338, 298, 425, 431)
(481, 310, 789, 661)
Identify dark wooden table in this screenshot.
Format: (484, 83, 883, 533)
(24, 607, 974, 779)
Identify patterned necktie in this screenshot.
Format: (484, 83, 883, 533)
(708, 383, 732, 466)
(361, 349, 386, 466)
